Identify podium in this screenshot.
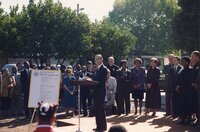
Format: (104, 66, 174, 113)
(72, 80, 99, 132)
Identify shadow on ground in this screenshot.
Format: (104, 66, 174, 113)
(149, 115, 200, 132)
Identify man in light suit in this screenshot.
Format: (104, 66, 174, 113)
(93, 54, 107, 132)
(11, 66, 23, 116)
(163, 54, 175, 116)
(20, 61, 31, 119)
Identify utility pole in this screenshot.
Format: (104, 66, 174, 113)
(29, 0, 34, 4)
(76, 3, 84, 15)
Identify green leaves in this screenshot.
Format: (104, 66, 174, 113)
(0, 0, 136, 64)
(109, 0, 179, 56)
(90, 20, 136, 60)
(172, 0, 199, 53)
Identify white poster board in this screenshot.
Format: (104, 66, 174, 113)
(28, 70, 61, 108)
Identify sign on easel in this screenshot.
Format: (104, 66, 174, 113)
(28, 70, 61, 108)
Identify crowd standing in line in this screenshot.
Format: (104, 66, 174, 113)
(0, 51, 200, 131)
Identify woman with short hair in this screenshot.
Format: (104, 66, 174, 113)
(145, 58, 161, 116)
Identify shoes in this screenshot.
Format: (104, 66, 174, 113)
(139, 109, 142, 115)
(144, 111, 149, 115)
(134, 111, 137, 115)
(117, 113, 121, 116)
(151, 112, 156, 116)
(93, 128, 107, 132)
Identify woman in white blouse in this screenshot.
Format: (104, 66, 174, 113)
(105, 69, 117, 115)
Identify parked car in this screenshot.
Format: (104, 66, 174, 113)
(1, 64, 16, 74)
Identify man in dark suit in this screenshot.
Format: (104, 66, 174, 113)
(190, 50, 200, 127)
(116, 60, 131, 115)
(93, 54, 107, 132)
(107, 56, 119, 78)
(169, 56, 183, 118)
(80, 65, 93, 117)
(20, 61, 31, 119)
(176, 56, 193, 125)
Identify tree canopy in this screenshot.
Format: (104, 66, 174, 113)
(89, 20, 137, 61)
(109, 0, 179, 56)
(0, 0, 136, 65)
(172, 0, 199, 53)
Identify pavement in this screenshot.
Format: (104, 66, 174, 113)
(52, 111, 199, 132)
(0, 92, 200, 132)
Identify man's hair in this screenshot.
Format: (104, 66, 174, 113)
(120, 60, 127, 67)
(150, 57, 158, 65)
(108, 56, 115, 61)
(181, 56, 190, 64)
(192, 50, 200, 58)
(134, 58, 142, 64)
(87, 61, 92, 65)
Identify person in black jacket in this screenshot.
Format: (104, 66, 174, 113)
(93, 54, 108, 132)
(80, 65, 93, 117)
(176, 56, 193, 125)
(169, 56, 183, 118)
(116, 60, 131, 116)
(107, 56, 119, 78)
(20, 61, 32, 119)
(190, 51, 200, 127)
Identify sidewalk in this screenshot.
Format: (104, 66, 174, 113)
(0, 92, 199, 132)
(53, 111, 199, 132)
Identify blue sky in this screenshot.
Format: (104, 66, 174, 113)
(0, 0, 115, 22)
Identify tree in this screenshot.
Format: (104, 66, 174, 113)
(6, 0, 91, 66)
(109, 0, 178, 56)
(172, 0, 199, 53)
(89, 20, 137, 61)
(0, 5, 8, 58)
(0, 4, 22, 62)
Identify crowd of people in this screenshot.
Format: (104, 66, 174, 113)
(0, 51, 200, 131)
(163, 51, 200, 128)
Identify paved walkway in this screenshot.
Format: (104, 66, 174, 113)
(0, 92, 199, 132)
(53, 111, 199, 132)
(0, 110, 200, 132)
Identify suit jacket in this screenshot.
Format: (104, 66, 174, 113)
(146, 67, 160, 87)
(20, 69, 31, 95)
(107, 64, 119, 78)
(169, 65, 183, 93)
(116, 68, 131, 93)
(177, 67, 193, 93)
(93, 64, 108, 102)
(130, 67, 146, 90)
(163, 64, 174, 91)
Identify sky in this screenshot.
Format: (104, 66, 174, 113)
(0, 0, 115, 22)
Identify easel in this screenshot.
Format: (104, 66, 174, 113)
(28, 108, 36, 132)
(27, 70, 61, 132)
